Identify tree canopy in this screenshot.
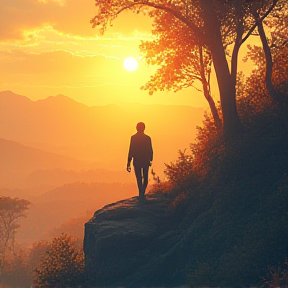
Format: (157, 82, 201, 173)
(139, 11, 222, 128)
(91, 0, 287, 137)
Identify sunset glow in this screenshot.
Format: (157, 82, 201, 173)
(0, 0, 213, 107)
(0, 1, 257, 107)
(1, 2, 285, 286)
(123, 57, 139, 72)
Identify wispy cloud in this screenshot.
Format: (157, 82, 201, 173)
(0, 25, 151, 60)
(0, 0, 152, 41)
(0, 0, 158, 105)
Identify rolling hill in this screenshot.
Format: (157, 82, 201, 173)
(0, 90, 205, 179)
(0, 138, 83, 187)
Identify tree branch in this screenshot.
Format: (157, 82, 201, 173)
(241, 0, 279, 45)
(115, 1, 205, 43)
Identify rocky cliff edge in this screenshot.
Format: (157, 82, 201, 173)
(84, 192, 185, 287)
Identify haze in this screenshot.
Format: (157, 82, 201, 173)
(0, 91, 204, 244)
(0, 0, 252, 247)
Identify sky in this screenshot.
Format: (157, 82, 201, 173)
(0, 0, 255, 108)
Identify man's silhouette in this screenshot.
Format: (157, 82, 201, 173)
(127, 122, 153, 199)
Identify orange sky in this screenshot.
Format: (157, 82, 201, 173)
(0, 0, 256, 108)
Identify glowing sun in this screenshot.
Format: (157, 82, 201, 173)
(123, 57, 139, 72)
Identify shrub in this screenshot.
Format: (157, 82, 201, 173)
(260, 261, 288, 288)
(34, 234, 85, 288)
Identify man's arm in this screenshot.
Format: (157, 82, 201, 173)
(127, 137, 133, 172)
(127, 157, 132, 172)
(149, 137, 153, 162)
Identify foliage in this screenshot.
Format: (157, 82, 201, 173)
(164, 111, 222, 191)
(138, 11, 222, 126)
(1, 245, 35, 288)
(89, 0, 238, 134)
(90, 0, 287, 135)
(0, 196, 30, 275)
(271, 46, 288, 95)
(154, 58, 288, 286)
(260, 261, 288, 288)
(34, 234, 85, 288)
(165, 150, 195, 187)
(0, 234, 86, 288)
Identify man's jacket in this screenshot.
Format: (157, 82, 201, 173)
(128, 132, 153, 167)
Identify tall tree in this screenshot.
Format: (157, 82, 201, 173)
(140, 11, 222, 128)
(90, 0, 279, 136)
(249, 0, 280, 101)
(0, 196, 30, 275)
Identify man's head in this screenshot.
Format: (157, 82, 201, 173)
(136, 122, 145, 132)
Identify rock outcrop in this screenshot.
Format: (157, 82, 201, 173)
(84, 192, 183, 287)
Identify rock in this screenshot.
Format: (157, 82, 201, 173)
(84, 192, 180, 287)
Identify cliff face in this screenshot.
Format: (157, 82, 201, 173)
(84, 193, 183, 287)
(84, 179, 288, 287)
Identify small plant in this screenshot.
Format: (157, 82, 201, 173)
(164, 149, 195, 187)
(260, 261, 288, 288)
(151, 168, 161, 184)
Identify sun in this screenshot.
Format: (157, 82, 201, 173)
(123, 57, 139, 72)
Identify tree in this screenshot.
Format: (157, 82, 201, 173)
(3, 241, 49, 288)
(240, 0, 288, 102)
(247, 0, 280, 101)
(1, 246, 32, 288)
(0, 196, 30, 275)
(256, 0, 288, 102)
(34, 234, 85, 288)
(91, 0, 241, 136)
(139, 11, 222, 128)
(91, 0, 281, 137)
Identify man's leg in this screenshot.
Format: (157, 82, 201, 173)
(134, 165, 143, 197)
(142, 166, 149, 196)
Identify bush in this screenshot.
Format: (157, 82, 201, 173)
(260, 261, 288, 288)
(34, 234, 85, 288)
(159, 63, 288, 286)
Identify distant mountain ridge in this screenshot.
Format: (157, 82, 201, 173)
(0, 138, 83, 187)
(0, 138, 81, 170)
(0, 138, 134, 188)
(0, 90, 205, 180)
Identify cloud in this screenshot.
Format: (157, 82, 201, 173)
(0, 0, 95, 41)
(0, 50, 116, 75)
(0, 0, 152, 42)
(0, 1, 156, 106)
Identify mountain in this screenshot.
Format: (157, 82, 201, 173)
(0, 138, 135, 188)
(0, 91, 93, 147)
(0, 138, 81, 171)
(0, 138, 82, 187)
(0, 90, 205, 176)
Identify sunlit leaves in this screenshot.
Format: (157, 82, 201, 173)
(140, 11, 206, 94)
(34, 234, 85, 288)
(165, 149, 195, 187)
(90, 0, 286, 135)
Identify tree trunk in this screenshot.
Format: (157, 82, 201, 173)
(204, 89, 222, 129)
(254, 13, 277, 100)
(231, 1, 244, 89)
(199, 45, 222, 129)
(200, 0, 242, 137)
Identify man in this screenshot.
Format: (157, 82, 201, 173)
(127, 122, 153, 199)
